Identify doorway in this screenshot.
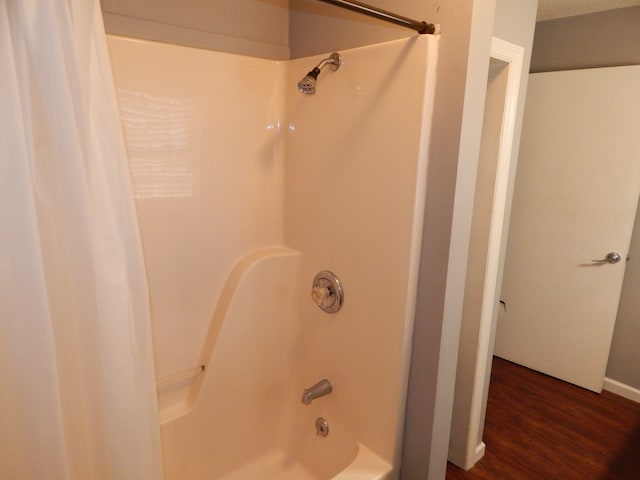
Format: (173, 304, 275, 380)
(494, 66, 640, 393)
(448, 37, 524, 470)
(450, 59, 640, 475)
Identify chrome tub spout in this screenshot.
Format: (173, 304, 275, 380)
(301, 379, 332, 405)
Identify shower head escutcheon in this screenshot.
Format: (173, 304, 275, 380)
(298, 52, 342, 95)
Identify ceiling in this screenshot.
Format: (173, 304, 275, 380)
(537, 0, 640, 20)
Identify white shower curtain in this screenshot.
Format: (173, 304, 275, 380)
(0, 1, 163, 479)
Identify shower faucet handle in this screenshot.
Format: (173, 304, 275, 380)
(311, 271, 343, 313)
(311, 285, 331, 306)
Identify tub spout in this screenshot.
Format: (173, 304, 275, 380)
(301, 379, 332, 405)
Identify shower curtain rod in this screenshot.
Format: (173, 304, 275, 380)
(312, 0, 436, 35)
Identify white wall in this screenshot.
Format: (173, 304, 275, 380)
(101, 0, 290, 59)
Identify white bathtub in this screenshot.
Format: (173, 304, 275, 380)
(220, 433, 392, 480)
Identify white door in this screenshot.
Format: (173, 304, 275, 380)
(495, 66, 640, 392)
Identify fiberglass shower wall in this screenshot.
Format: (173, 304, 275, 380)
(283, 38, 437, 463)
(107, 36, 285, 407)
(107, 34, 437, 474)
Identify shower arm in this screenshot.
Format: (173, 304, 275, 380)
(311, 0, 436, 35)
(316, 56, 339, 71)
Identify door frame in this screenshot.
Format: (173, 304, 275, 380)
(448, 37, 524, 469)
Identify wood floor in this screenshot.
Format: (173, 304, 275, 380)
(446, 357, 640, 480)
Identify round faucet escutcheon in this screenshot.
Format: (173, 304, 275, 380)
(311, 271, 343, 313)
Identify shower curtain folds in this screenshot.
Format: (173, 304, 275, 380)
(312, 0, 436, 34)
(0, 0, 163, 478)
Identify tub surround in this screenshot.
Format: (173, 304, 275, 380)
(108, 34, 437, 479)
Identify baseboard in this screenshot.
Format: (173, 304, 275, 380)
(474, 441, 486, 464)
(603, 377, 640, 404)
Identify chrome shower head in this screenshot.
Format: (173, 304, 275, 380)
(298, 52, 342, 95)
(298, 67, 321, 95)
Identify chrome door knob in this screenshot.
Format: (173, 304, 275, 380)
(591, 252, 622, 264)
(605, 252, 622, 264)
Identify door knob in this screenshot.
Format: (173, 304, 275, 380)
(591, 252, 622, 264)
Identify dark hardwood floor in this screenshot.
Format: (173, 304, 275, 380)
(446, 357, 640, 480)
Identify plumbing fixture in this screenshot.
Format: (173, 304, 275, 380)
(301, 379, 333, 405)
(298, 52, 342, 95)
(315, 417, 329, 437)
(311, 270, 344, 313)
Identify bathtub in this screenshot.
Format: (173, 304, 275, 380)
(219, 430, 392, 480)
